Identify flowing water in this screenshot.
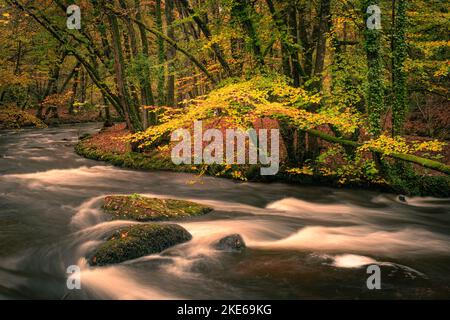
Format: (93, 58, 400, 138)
(1, 123, 450, 299)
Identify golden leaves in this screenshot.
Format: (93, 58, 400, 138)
(126, 76, 360, 149)
(358, 134, 446, 156)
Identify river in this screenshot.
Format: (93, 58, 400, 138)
(1, 123, 449, 299)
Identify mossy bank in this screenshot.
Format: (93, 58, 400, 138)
(76, 134, 450, 198)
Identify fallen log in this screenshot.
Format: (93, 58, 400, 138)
(307, 129, 450, 175)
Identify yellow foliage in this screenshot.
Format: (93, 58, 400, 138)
(127, 76, 362, 148)
(285, 166, 314, 176)
(231, 170, 247, 181)
(358, 134, 446, 156)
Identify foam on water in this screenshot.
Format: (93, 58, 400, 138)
(331, 254, 377, 268)
(79, 265, 180, 299)
(252, 225, 450, 256)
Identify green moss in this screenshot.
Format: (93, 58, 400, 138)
(102, 195, 212, 221)
(75, 138, 449, 198)
(75, 140, 194, 173)
(89, 223, 192, 266)
(385, 163, 450, 197)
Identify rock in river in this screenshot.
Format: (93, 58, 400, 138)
(214, 234, 246, 252)
(102, 194, 212, 222)
(89, 223, 192, 266)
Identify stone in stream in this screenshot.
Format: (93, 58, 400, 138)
(398, 195, 407, 203)
(214, 234, 246, 252)
(102, 194, 213, 222)
(88, 223, 192, 266)
(78, 133, 90, 141)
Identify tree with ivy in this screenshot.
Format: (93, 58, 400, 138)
(361, 0, 385, 137)
(392, 0, 408, 136)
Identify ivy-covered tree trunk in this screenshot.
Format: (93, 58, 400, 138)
(266, 0, 304, 86)
(231, 0, 265, 67)
(265, 0, 291, 80)
(361, 0, 385, 137)
(392, 0, 408, 136)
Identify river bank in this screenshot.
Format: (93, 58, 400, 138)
(0, 107, 109, 130)
(75, 124, 450, 198)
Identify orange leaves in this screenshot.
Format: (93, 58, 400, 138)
(41, 91, 73, 108)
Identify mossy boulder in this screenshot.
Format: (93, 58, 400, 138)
(102, 194, 212, 221)
(89, 223, 192, 266)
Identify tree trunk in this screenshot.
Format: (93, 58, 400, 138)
(180, 0, 232, 77)
(68, 65, 80, 115)
(115, 7, 215, 83)
(166, 0, 176, 107)
(361, 0, 385, 137)
(14, 40, 22, 75)
(312, 0, 332, 90)
(118, 0, 142, 125)
(37, 49, 67, 119)
(103, 95, 113, 127)
(307, 128, 450, 175)
(107, 10, 136, 131)
(298, 2, 314, 80)
(287, 3, 302, 87)
(231, 0, 265, 67)
(392, 0, 408, 136)
(266, 0, 293, 81)
(80, 67, 87, 103)
(155, 0, 165, 106)
(134, 0, 156, 129)
(59, 62, 81, 94)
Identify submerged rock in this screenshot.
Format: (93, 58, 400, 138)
(214, 234, 246, 252)
(78, 133, 90, 141)
(102, 194, 212, 221)
(89, 223, 192, 266)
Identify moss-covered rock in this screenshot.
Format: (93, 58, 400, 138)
(102, 194, 212, 221)
(89, 223, 192, 266)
